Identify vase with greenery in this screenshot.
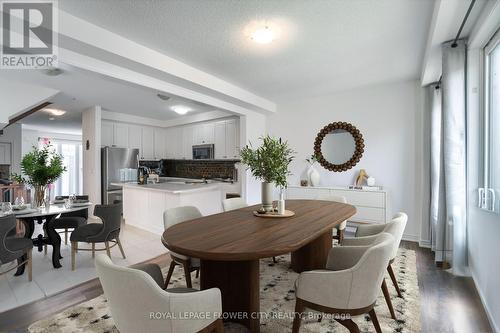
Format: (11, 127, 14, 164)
(11, 144, 66, 208)
(240, 135, 295, 212)
(306, 154, 321, 187)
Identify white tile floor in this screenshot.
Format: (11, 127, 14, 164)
(0, 223, 167, 313)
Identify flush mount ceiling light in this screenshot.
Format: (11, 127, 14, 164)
(246, 21, 281, 44)
(170, 105, 192, 115)
(157, 93, 171, 101)
(44, 68, 63, 76)
(44, 108, 66, 116)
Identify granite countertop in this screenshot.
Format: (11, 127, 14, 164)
(111, 181, 220, 194)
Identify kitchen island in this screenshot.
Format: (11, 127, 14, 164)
(117, 181, 223, 235)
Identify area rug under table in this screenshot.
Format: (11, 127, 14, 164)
(29, 248, 420, 333)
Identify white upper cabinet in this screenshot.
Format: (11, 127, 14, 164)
(113, 123, 129, 148)
(128, 125, 142, 150)
(214, 121, 226, 159)
(193, 122, 215, 145)
(165, 127, 183, 159)
(213, 119, 240, 159)
(101, 121, 113, 147)
(182, 126, 194, 159)
(141, 127, 155, 160)
(153, 128, 166, 160)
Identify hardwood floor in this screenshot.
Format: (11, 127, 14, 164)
(0, 243, 493, 332)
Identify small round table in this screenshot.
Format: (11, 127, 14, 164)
(13, 203, 92, 275)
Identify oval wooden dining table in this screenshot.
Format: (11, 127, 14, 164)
(162, 199, 356, 333)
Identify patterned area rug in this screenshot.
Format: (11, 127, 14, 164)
(29, 248, 420, 333)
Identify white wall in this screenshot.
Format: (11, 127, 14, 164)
(0, 123, 22, 175)
(267, 80, 424, 240)
(82, 106, 102, 210)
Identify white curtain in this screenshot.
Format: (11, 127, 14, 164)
(429, 39, 468, 276)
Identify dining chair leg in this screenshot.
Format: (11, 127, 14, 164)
(292, 298, 305, 333)
(381, 278, 396, 320)
(214, 318, 224, 333)
(164, 261, 176, 288)
(195, 268, 199, 278)
(91, 243, 95, 258)
(387, 263, 403, 298)
(182, 261, 193, 288)
(272, 257, 277, 263)
(64, 228, 68, 245)
(27, 248, 32, 282)
(71, 241, 77, 271)
(75, 241, 78, 254)
(335, 318, 360, 333)
(338, 228, 344, 244)
(116, 237, 126, 259)
(369, 309, 382, 333)
(105, 241, 111, 258)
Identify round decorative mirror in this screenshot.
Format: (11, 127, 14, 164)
(313, 122, 364, 172)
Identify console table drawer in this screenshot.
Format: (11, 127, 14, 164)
(350, 206, 386, 224)
(332, 190, 385, 208)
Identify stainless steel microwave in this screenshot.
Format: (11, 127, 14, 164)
(192, 144, 214, 159)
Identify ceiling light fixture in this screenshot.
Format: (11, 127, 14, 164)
(44, 108, 66, 116)
(170, 105, 192, 115)
(44, 68, 63, 76)
(250, 26, 275, 44)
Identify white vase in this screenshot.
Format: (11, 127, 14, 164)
(261, 182, 274, 212)
(277, 190, 285, 215)
(308, 164, 320, 187)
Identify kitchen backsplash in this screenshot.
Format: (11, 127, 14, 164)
(161, 159, 239, 180)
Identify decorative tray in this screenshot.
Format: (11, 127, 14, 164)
(252, 210, 295, 218)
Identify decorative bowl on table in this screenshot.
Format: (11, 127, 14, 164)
(13, 204, 27, 211)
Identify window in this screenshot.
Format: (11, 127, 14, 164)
(39, 138, 83, 198)
(481, 29, 500, 212)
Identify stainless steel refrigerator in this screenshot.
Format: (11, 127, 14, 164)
(101, 147, 139, 205)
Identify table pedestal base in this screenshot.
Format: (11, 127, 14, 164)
(200, 259, 260, 333)
(291, 231, 332, 273)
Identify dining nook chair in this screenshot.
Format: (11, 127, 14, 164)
(0, 214, 33, 281)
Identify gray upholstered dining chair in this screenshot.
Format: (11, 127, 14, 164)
(293, 233, 394, 333)
(317, 194, 348, 244)
(0, 214, 33, 281)
(163, 206, 202, 288)
(222, 197, 247, 212)
(70, 203, 125, 271)
(342, 212, 408, 320)
(52, 195, 89, 245)
(95, 254, 223, 333)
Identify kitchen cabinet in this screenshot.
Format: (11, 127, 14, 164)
(193, 123, 214, 145)
(182, 126, 194, 159)
(214, 119, 240, 159)
(154, 128, 166, 159)
(101, 121, 113, 147)
(0, 143, 11, 165)
(141, 127, 155, 160)
(113, 123, 129, 148)
(165, 127, 182, 159)
(128, 125, 142, 150)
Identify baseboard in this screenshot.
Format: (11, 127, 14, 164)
(419, 239, 431, 248)
(402, 234, 419, 242)
(471, 271, 499, 333)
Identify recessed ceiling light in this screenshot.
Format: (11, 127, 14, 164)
(157, 93, 171, 101)
(44, 108, 66, 116)
(170, 105, 192, 115)
(251, 26, 275, 44)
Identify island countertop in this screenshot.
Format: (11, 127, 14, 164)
(111, 181, 220, 194)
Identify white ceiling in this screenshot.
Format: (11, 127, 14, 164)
(59, 0, 435, 101)
(1, 64, 228, 133)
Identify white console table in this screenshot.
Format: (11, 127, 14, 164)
(286, 185, 389, 224)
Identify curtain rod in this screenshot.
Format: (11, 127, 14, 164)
(451, 0, 477, 48)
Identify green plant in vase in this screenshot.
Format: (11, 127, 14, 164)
(11, 144, 66, 208)
(240, 135, 295, 212)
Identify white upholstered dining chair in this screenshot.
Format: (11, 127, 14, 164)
(342, 212, 408, 320)
(317, 194, 348, 244)
(163, 206, 202, 288)
(95, 254, 223, 333)
(293, 232, 394, 333)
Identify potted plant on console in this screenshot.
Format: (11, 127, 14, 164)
(240, 135, 295, 213)
(11, 144, 66, 208)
